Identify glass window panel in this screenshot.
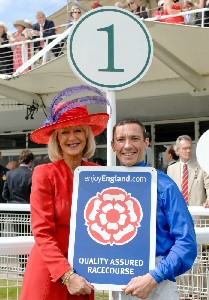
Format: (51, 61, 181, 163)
(0, 134, 26, 150)
(199, 121, 209, 136)
(89, 147, 107, 166)
(155, 122, 195, 142)
(154, 145, 167, 172)
(95, 129, 107, 145)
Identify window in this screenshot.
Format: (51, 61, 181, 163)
(0, 134, 26, 149)
(155, 122, 195, 142)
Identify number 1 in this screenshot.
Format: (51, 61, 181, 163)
(97, 25, 124, 72)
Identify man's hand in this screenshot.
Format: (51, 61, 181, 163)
(122, 273, 158, 299)
(203, 199, 209, 208)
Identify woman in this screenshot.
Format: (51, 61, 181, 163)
(0, 22, 13, 74)
(67, 6, 82, 28)
(20, 85, 110, 300)
(10, 19, 31, 72)
(163, 0, 184, 24)
(127, 0, 149, 19)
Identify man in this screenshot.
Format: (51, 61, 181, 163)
(111, 118, 197, 300)
(164, 145, 178, 173)
(2, 149, 34, 271)
(32, 11, 62, 57)
(6, 160, 19, 170)
(2, 149, 34, 204)
(167, 135, 209, 207)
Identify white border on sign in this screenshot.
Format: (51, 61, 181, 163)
(69, 166, 157, 291)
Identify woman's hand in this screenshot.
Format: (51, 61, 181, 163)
(65, 273, 94, 296)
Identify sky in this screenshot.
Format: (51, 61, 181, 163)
(0, 0, 67, 32)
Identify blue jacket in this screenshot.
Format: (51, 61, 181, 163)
(136, 162, 197, 283)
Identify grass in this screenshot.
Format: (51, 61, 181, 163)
(0, 280, 22, 300)
(0, 280, 108, 300)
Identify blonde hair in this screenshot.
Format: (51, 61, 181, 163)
(48, 125, 96, 162)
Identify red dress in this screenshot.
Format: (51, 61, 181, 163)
(21, 159, 97, 300)
(163, 4, 184, 24)
(13, 31, 31, 73)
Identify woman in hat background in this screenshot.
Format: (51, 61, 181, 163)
(67, 6, 82, 28)
(0, 22, 13, 74)
(10, 19, 31, 72)
(20, 85, 110, 300)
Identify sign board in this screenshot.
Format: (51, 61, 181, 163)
(68, 166, 157, 290)
(196, 130, 209, 174)
(67, 7, 153, 90)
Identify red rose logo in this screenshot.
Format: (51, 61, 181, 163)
(84, 187, 143, 245)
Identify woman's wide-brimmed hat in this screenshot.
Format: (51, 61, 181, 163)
(13, 19, 30, 29)
(0, 22, 8, 33)
(30, 85, 111, 144)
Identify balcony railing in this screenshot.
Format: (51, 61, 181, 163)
(0, 8, 208, 81)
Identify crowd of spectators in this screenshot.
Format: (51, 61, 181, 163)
(0, 1, 207, 76)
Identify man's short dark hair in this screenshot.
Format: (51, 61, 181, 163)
(19, 149, 34, 164)
(167, 145, 179, 160)
(112, 118, 146, 142)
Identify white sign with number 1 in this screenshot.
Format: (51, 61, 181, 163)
(67, 7, 153, 91)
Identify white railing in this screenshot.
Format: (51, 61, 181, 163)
(0, 204, 209, 299)
(147, 7, 209, 27)
(0, 8, 208, 81)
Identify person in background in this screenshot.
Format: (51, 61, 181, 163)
(67, 6, 82, 28)
(164, 145, 178, 173)
(127, 0, 149, 18)
(20, 85, 110, 300)
(167, 135, 209, 207)
(182, 0, 196, 25)
(24, 19, 34, 39)
(6, 160, 19, 170)
(163, 0, 184, 24)
(2, 149, 34, 270)
(0, 22, 13, 74)
(10, 19, 31, 72)
(32, 11, 62, 57)
(153, 0, 166, 21)
(2, 149, 34, 204)
(194, 0, 209, 26)
(111, 118, 197, 300)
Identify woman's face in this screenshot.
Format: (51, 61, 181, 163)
(57, 126, 87, 158)
(15, 24, 24, 33)
(72, 9, 81, 21)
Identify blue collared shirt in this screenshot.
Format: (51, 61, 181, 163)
(135, 161, 197, 283)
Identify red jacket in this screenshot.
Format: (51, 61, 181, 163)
(21, 159, 97, 300)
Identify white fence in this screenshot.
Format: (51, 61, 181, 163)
(0, 204, 209, 300)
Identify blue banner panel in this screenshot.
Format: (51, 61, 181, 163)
(69, 166, 157, 290)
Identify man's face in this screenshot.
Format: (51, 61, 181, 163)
(37, 13, 46, 25)
(165, 148, 171, 163)
(176, 139, 192, 163)
(112, 123, 148, 167)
